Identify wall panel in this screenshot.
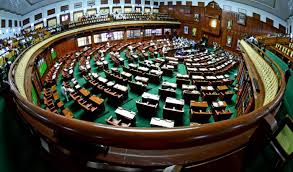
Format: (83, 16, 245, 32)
(160, 4, 285, 52)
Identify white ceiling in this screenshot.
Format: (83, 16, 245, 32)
(0, 0, 290, 20)
(0, 0, 64, 15)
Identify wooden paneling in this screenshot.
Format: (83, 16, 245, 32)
(266, 18, 274, 26)
(253, 13, 260, 20)
(47, 8, 55, 16)
(35, 13, 42, 21)
(113, 0, 120, 4)
(101, 0, 108, 4)
(23, 18, 30, 26)
(61, 5, 69, 12)
(53, 38, 78, 58)
(198, 2, 205, 7)
(279, 24, 286, 33)
(159, 4, 284, 52)
(186, 1, 192, 6)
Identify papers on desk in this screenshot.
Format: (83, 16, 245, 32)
(182, 84, 196, 90)
(121, 71, 132, 78)
(107, 81, 115, 87)
(162, 65, 174, 69)
(206, 76, 217, 80)
(177, 74, 189, 78)
(150, 117, 174, 128)
(142, 92, 160, 101)
(187, 67, 198, 71)
(128, 63, 138, 68)
(201, 86, 214, 91)
(75, 84, 81, 89)
(199, 68, 208, 71)
(91, 73, 99, 78)
(115, 107, 136, 120)
(98, 77, 108, 83)
(192, 75, 205, 80)
(138, 66, 149, 72)
(132, 54, 138, 59)
(144, 60, 153, 64)
(166, 97, 184, 106)
(135, 76, 149, 83)
(162, 82, 177, 89)
(150, 69, 163, 75)
(114, 84, 128, 92)
(216, 75, 224, 79)
(212, 101, 226, 107)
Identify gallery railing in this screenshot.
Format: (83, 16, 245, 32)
(8, 24, 286, 169)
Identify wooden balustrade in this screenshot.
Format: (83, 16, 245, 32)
(8, 21, 286, 170)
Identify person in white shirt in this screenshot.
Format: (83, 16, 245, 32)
(61, 85, 69, 102)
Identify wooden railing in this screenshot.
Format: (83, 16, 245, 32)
(240, 40, 279, 106)
(8, 24, 286, 170)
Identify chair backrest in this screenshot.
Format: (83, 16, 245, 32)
(272, 115, 293, 159)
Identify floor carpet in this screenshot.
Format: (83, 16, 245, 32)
(48, 49, 239, 127)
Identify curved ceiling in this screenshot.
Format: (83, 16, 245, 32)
(0, 0, 290, 20)
(0, 0, 64, 15)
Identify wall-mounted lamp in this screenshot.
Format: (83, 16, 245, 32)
(210, 19, 217, 28)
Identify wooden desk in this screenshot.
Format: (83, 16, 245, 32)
(136, 101, 158, 117)
(182, 84, 196, 91)
(69, 92, 80, 100)
(162, 82, 177, 89)
(217, 85, 229, 92)
(212, 101, 227, 111)
(79, 88, 91, 97)
(130, 81, 147, 93)
(53, 92, 59, 101)
(201, 86, 215, 92)
(78, 99, 93, 112)
(214, 110, 233, 121)
(89, 95, 104, 108)
(57, 101, 64, 109)
(106, 116, 121, 126)
(183, 90, 201, 102)
(135, 76, 149, 83)
(220, 91, 234, 102)
(190, 101, 209, 111)
(121, 71, 132, 80)
(51, 85, 57, 92)
(115, 107, 136, 125)
(62, 108, 73, 118)
(159, 88, 176, 98)
(202, 92, 220, 102)
(190, 109, 213, 123)
(163, 97, 184, 125)
(150, 117, 174, 128)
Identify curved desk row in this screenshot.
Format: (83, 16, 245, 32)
(8, 18, 285, 170)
